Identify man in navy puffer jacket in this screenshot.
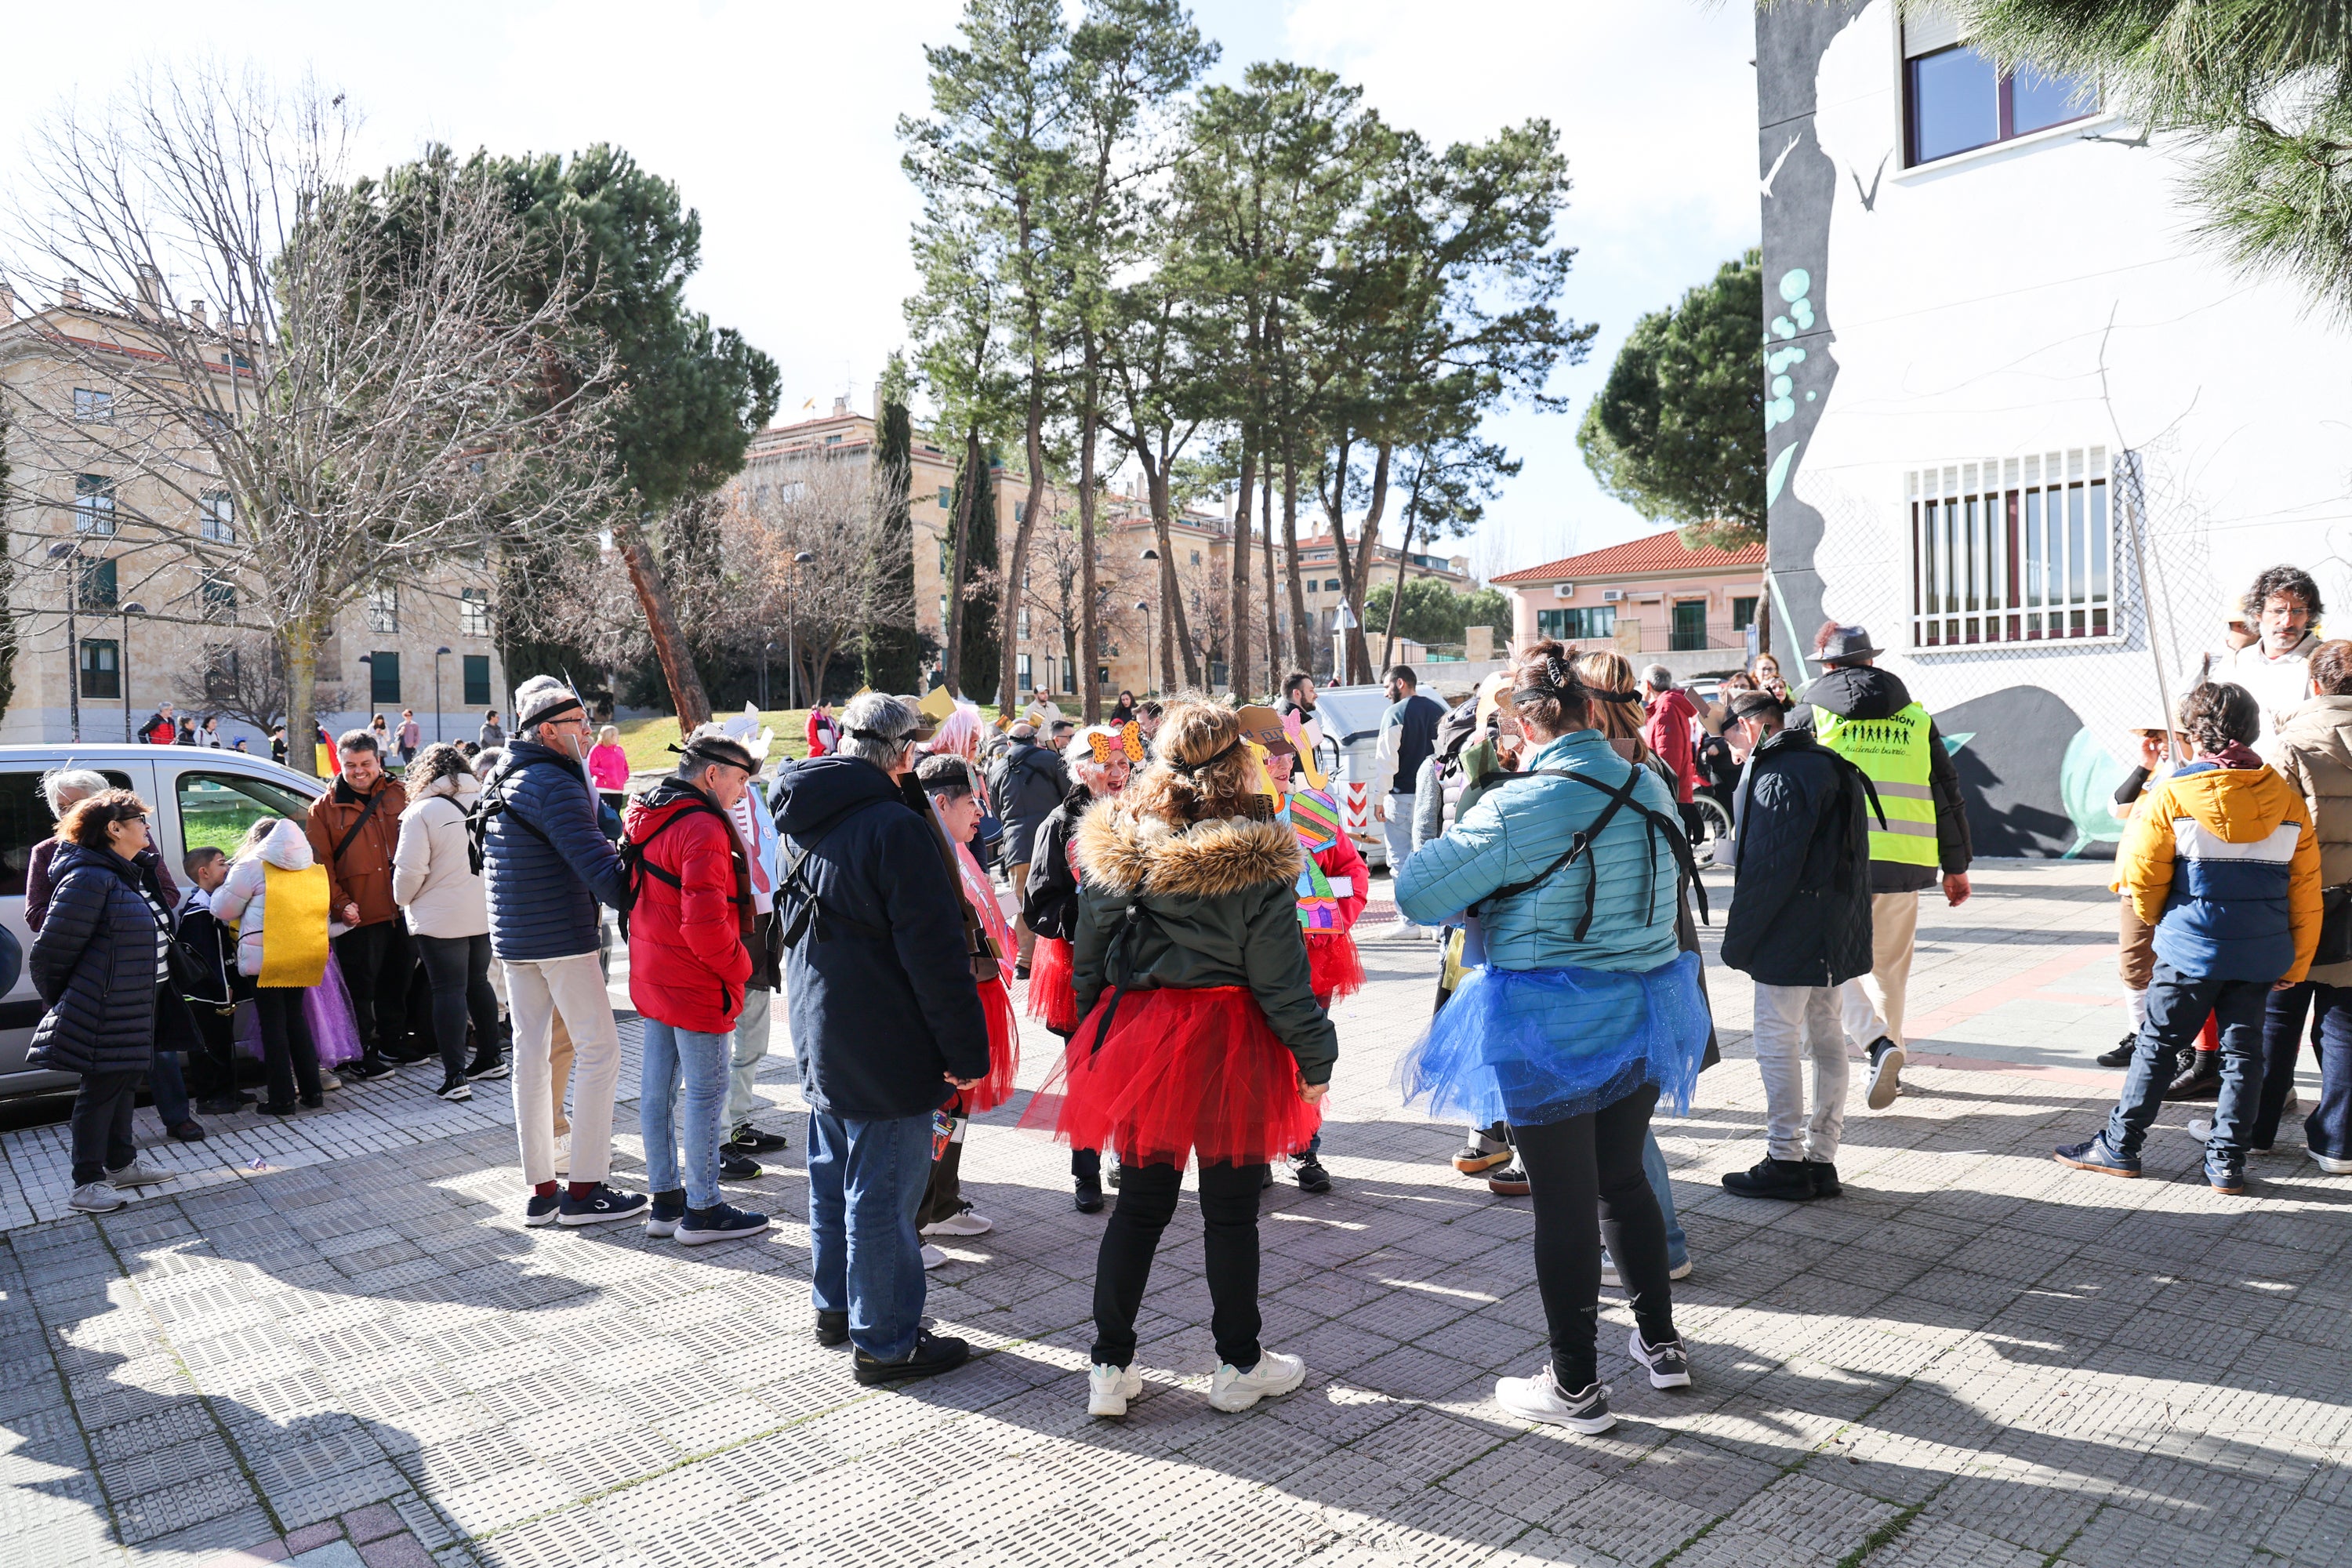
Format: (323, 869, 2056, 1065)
(483, 677, 644, 1229)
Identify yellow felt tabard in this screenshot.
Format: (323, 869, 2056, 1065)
(258, 863, 331, 988)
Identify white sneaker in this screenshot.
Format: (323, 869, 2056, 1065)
(1599, 1256, 1694, 1287)
(1628, 1328, 1693, 1389)
(103, 1160, 170, 1188)
(2189, 1119, 2281, 1152)
(1864, 1040, 1905, 1111)
(68, 1182, 125, 1214)
(920, 1243, 949, 1270)
(552, 1134, 570, 1175)
(1208, 1349, 1305, 1412)
(319, 1073, 343, 1091)
(2310, 1149, 2352, 1174)
(1087, 1363, 1144, 1417)
(921, 1209, 994, 1237)
(1496, 1367, 1614, 1432)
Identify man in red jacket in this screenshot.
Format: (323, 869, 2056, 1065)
(1641, 665, 1704, 842)
(626, 726, 769, 1245)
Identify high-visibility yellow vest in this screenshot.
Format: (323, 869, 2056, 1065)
(1814, 701, 1940, 866)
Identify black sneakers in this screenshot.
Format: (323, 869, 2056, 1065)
(1806, 1160, 1842, 1198)
(678, 1203, 771, 1245)
(815, 1310, 850, 1347)
(464, 1055, 510, 1081)
(718, 1149, 764, 1180)
(1293, 1155, 1332, 1194)
(853, 1329, 971, 1386)
(1073, 1178, 1105, 1214)
(727, 1123, 790, 1154)
(558, 1184, 650, 1226)
(2165, 1051, 2222, 1102)
(345, 1058, 397, 1083)
(2095, 1033, 2138, 1069)
(1722, 1156, 1814, 1201)
(434, 1073, 474, 1102)
(1487, 1165, 1532, 1196)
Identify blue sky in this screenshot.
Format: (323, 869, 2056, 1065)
(2, 1, 1760, 579)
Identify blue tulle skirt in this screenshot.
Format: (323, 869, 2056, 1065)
(1396, 952, 1709, 1128)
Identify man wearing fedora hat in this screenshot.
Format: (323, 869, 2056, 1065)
(1794, 623, 1974, 1112)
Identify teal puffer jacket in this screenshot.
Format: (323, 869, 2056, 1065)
(1396, 729, 1682, 973)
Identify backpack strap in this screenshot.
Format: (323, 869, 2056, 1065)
(1474, 764, 1711, 937)
(1087, 898, 1163, 1057)
(330, 786, 387, 866)
(774, 800, 895, 947)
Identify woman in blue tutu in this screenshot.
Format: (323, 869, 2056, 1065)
(1396, 640, 1710, 1433)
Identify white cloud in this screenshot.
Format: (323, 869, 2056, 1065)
(0, 0, 1757, 579)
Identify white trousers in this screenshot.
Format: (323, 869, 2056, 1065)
(1752, 982, 1848, 1162)
(506, 952, 620, 1186)
(1842, 890, 1919, 1051)
(727, 985, 773, 1128)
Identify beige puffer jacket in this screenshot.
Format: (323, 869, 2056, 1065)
(2274, 693, 2352, 987)
(392, 770, 490, 940)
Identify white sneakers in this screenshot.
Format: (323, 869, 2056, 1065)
(920, 1243, 949, 1270)
(1599, 1256, 1695, 1287)
(1209, 1350, 1306, 1412)
(1497, 1367, 1615, 1432)
(68, 1182, 124, 1214)
(103, 1160, 170, 1188)
(1087, 1363, 1144, 1417)
(921, 1209, 994, 1238)
(1627, 1329, 1693, 1389)
(2313, 1149, 2352, 1174)
(1086, 1350, 1305, 1417)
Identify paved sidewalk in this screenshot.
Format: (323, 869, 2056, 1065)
(2, 860, 2347, 1567)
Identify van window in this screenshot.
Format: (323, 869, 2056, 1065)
(177, 771, 314, 859)
(0, 769, 136, 897)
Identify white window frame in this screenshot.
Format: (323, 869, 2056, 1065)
(460, 586, 492, 637)
(199, 491, 235, 543)
(366, 583, 398, 634)
(1907, 447, 2114, 652)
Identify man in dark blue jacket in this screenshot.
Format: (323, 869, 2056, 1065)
(484, 676, 644, 1229)
(989, 720, 1067, 976)
(772, 691, 990, 1386)
(1718, 689, 1875, 1202)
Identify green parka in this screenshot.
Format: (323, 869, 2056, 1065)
(1072, 803, 1339, 1086)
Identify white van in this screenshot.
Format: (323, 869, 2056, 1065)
(1304, 685, 1402, 868)
(0, 744, 326, 1103)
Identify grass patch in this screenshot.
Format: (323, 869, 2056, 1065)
(609, 710, 814, 775)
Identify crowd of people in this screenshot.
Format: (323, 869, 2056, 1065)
(19, 557, 2345, 1432)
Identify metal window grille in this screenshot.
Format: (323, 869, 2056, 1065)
(460, 587, 491, 637)
(1908, 448, 2110, 648)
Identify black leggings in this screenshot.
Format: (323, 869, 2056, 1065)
(416, 933, 499, 1078)
(1514, 1082, 1677, 1392)
(253, 986, 323, 1109)
(1091, 1160, 1265, 1370)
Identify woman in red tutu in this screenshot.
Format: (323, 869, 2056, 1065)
(1019, 702, 1337, 1418)
(909, 756, 1022, 1252)
(1020, 725, 1133, 1212)
(1258, 742, 1366, 1194)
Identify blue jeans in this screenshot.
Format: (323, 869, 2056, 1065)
(1383, 792, 1417, 899)
(807, 1109, 934, 1361)
(150, 1043, 191, 1126)
(640, 1018, 732, 1210)
(2107, 964, 2269, 1161)
(1599, 1130, 1688, 1273)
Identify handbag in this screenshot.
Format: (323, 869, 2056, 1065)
(2316, 883, 2352, 967)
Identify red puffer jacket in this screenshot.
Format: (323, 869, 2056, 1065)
(624, 780, 753, 1033)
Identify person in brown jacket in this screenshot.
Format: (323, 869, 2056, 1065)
(2259, 641, 2352, 1171)
(305, 728, 416, 1082)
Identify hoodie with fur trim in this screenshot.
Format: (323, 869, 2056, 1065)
(1072, 804, 1338, 1085)
(2118, 754, 2321, 985)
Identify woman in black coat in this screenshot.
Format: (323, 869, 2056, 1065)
(30, 790, 188, 1212)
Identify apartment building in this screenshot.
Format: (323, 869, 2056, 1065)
(1492, 528, 1765, 681)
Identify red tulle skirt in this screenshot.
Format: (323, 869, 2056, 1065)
(1307, 931, 1364, 1003)
(967, 974, 1022, 1114)
(1018, 985, 1322, 1169)
(1025, 936, 1079, 1034)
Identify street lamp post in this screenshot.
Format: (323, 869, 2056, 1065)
(118, 602, 146, 742)
(786, 551, 814, 710)
(1138, 548, 1160, 695)
(1134, 599, 1153, 697)
(49, 540, 81, 742)
(434, 648, 450, 742)
(1332, 598, 1358, 688)
(761, 642, 775, 711)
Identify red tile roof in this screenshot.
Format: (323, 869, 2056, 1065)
(1492, 528, 1765, 585)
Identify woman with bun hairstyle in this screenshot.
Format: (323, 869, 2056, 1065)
(1022, 702, 1335, 1418)
(1395, 641, 1709, 1434)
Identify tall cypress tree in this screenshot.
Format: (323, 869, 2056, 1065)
(953, 454, 1002, 702)
(866, 398, 924, 693)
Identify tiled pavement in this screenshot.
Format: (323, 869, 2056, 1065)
(2, 860, 2347, 1567)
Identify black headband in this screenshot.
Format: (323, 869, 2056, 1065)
(1591, 689, 1642, 706)
(524, 697, 584, 727)
(1171, 736, 1244, 777)
(847, 726, 910, 746)
(670, 738, 759, 775)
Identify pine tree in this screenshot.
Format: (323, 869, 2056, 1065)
(867, 397, 925, 694)
(953, 456, 1003, 700)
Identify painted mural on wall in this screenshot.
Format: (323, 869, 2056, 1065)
(1754, 0, 2352, 861)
